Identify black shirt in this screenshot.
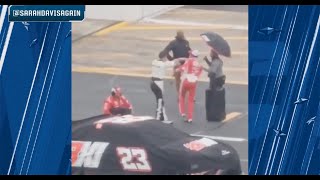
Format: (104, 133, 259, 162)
(164, 38, 191, 61)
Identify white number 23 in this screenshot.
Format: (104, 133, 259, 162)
(116, 147, 152, 172)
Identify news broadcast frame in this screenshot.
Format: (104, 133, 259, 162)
(0, 5, 73, 175)
(0, 3, 319, 176)
(249, 5, 320, 175)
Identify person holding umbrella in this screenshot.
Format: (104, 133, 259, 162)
(200, 32, 231, 58)
(200, 32, 230, 121)
(203, 49, 226, 90)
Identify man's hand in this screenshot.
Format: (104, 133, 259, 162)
(175, 68, 182, 73)
(173, 57, 186, 64)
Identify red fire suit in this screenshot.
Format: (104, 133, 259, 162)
(103, 95, 133, 115)
(178, 58, 203, 121)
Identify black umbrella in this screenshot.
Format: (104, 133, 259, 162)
(200, 32, 231, 57)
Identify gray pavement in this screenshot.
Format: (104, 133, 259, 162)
(73, 5, 248, 84)
(72, 19, 118, 42)
(153, 5, 248, 27)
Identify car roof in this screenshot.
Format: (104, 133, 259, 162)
(72, 114, 191, 145)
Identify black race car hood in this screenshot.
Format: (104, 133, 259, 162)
(72, 115, 241, 175)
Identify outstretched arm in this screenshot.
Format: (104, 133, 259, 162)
(164, 41, 173, 52)
(174, 57, 187, 65)
(203, 56, 211, 66)
(173, 57, 187, 62)
(122, 96, 133, 110)
(202, 67, 210, 72)
(195, 65, 203, 78)
(163, 41, 174, 60)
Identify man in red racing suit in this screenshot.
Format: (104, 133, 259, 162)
(177, 50, 203, 123)
(103, 87, 133, 116)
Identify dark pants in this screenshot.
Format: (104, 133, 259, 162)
(209, 73, 226, 90)
(150, 78, 167, 121)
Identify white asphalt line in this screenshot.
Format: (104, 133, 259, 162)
(190, 134, 247, 142)
(141, 18, 248, 31)
(241, 159, 248, 162)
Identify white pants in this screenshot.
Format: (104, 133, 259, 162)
(150, 80, 168, 121)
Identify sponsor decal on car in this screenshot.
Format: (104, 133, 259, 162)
(221, 150, 231, 156)
(72, 141, 109, 168)
(183, 138, 218, 152)
(94, 115, 154, 127)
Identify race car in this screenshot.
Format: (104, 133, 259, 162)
(72, 114, 242, 175)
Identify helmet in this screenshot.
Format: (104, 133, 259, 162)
(190, 50, 200, 58)
(111, 87, 122, 97)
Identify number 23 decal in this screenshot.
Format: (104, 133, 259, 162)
(116, 147, 152, 172)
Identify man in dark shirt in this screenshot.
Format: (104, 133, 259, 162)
(161, 30, 192, 94)
(164, 30, 191, 60)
